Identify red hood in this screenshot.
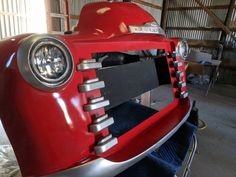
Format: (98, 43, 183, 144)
(76, 2, 157, 40)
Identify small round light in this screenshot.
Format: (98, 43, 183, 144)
(176, 40, 189, 60)
(17, 35, 74, 91)
(30, 41, 72, 86)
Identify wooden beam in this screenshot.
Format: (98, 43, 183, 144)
(225, 0, 235, 28)
(44, 0, 52, 33)
(220, 0, 236, 43)
(70, 14, 79, 20)
(50, 13, 68, 18)
(188, 39, 219, 48)
(161, 0, 169, 31)
(230, 21, 236, 28)
(194, 0, 236, 41)
(167, 26, 236, 31)
(167, 27, 222, 31)
(168, 5, 229, 11)
(65, 0, 71, 31)
(131, 0, 162, 10)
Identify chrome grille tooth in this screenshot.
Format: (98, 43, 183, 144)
(77, 59, 102, 71)
(79, 78, 105, 92)
(89, 116, 114, 133)
(180, 91, 189, 99)
(94, 135, 118, 154)
(84, 97, 110, 111)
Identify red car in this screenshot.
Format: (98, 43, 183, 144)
(0, 1, 195, 177)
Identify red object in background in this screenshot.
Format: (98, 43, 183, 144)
(0, 2, 190, 177)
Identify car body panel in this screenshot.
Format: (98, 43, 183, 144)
(0, 2, 189, 177)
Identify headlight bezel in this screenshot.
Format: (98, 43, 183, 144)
(17, 34, 74, 91)
(175, 39, 189, 60)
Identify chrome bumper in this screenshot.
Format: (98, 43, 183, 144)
(45, 105, 192, 177)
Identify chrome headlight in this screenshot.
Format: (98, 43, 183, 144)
(175, 40, 189, 60)
(17, 35, 73, 91)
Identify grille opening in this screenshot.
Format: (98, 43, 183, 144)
(94, 49, 173, 137)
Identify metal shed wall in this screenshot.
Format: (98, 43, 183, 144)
(0, 0, 47, 40)
(166, 0, 236, 48)
(70, 0, 163, 28)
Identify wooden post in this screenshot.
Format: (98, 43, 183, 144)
(161, 0, 169, 31)
(141, 91, 151, 107)
(194, 0, 236, 40)
(220, 0, 236, 43)
(65, 0, 71, 31)
(44, 0, 52, 33)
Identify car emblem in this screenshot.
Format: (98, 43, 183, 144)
(128, 22, 165, 35)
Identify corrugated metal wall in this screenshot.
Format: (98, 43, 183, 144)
(225, 0, 236, 48)
(133, 0, 163, 24)
(166, 0, 235, 48)
(70, 0, 163, 28)
(167, 0, 227, 40)
(0, 0, 46, 40)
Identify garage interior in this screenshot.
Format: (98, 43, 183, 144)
(0, 0, 235, 177)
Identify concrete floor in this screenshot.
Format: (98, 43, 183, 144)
(152, 84, 236, 177)
(1, 84, 236, 177)
(187, 84, 236, 177)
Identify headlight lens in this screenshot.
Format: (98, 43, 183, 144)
(33, 45, 66, 79)
(176, 40, 189, 60)
(17, 35, 73, 91)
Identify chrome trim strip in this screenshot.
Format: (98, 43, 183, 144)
(79, 79, 105, 92)
(180, 91, 189, 99)
(183, 134, 198, 177)
(45, 104, 192, 177)
(94, 135, 118, 154)
(77, 59, 102, 71)
(90, 116, 114, 133)
(84, 97, 110, 111)
(128, 22, 166, 36)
